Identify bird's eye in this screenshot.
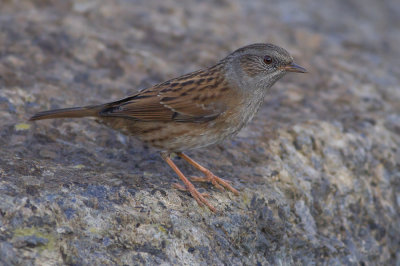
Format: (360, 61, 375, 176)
(263, 55, 272, 64)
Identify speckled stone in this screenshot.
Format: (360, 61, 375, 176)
(0, 0, 399, 265)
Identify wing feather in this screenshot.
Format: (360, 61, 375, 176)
(98, 63, 238, 123)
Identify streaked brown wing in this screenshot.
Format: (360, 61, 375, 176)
(99, 64, 235, 123)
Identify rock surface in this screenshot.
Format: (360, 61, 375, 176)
(1, 0, 399, 265)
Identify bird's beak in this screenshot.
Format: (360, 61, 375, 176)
(281, 62, 307, 73)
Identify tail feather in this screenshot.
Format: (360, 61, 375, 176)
(29, 105, 103, 121)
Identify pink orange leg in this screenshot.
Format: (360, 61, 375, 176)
(177, 152, 239, 196)
(161, 152, 216, 212)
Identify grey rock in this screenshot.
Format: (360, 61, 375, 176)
(0, 0, 399, 265)
(0, 242, 19, 266)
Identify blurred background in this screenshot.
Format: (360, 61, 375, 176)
(0, 0, 399, 265)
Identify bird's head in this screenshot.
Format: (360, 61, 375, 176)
(225, 43, 307, 90)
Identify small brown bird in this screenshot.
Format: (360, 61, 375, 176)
(30, 43, 306, 212)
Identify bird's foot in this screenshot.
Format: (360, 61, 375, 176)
(161, 152, 217, 212)
(177, 152, 240, 196)
(173, 183, 211, 198)
(173, 183, 215, 212)
(190, 171, 239, 195)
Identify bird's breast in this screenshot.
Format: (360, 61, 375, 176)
(218, 88, 267, 138)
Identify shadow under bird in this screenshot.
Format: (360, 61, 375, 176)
(30, 43, 307, 212)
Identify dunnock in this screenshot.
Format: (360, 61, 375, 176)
(30, 43, 306, 212)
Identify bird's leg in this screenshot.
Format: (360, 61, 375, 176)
(161, 152, 216, 212)
(177, 152, 239, 196)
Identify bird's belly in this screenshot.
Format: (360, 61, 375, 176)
(138, 122, 231, 151)
(100, 117, 226, 151)
(138, 113, 257, 151)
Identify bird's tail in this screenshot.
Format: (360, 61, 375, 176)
(29, 105, 104, 121)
